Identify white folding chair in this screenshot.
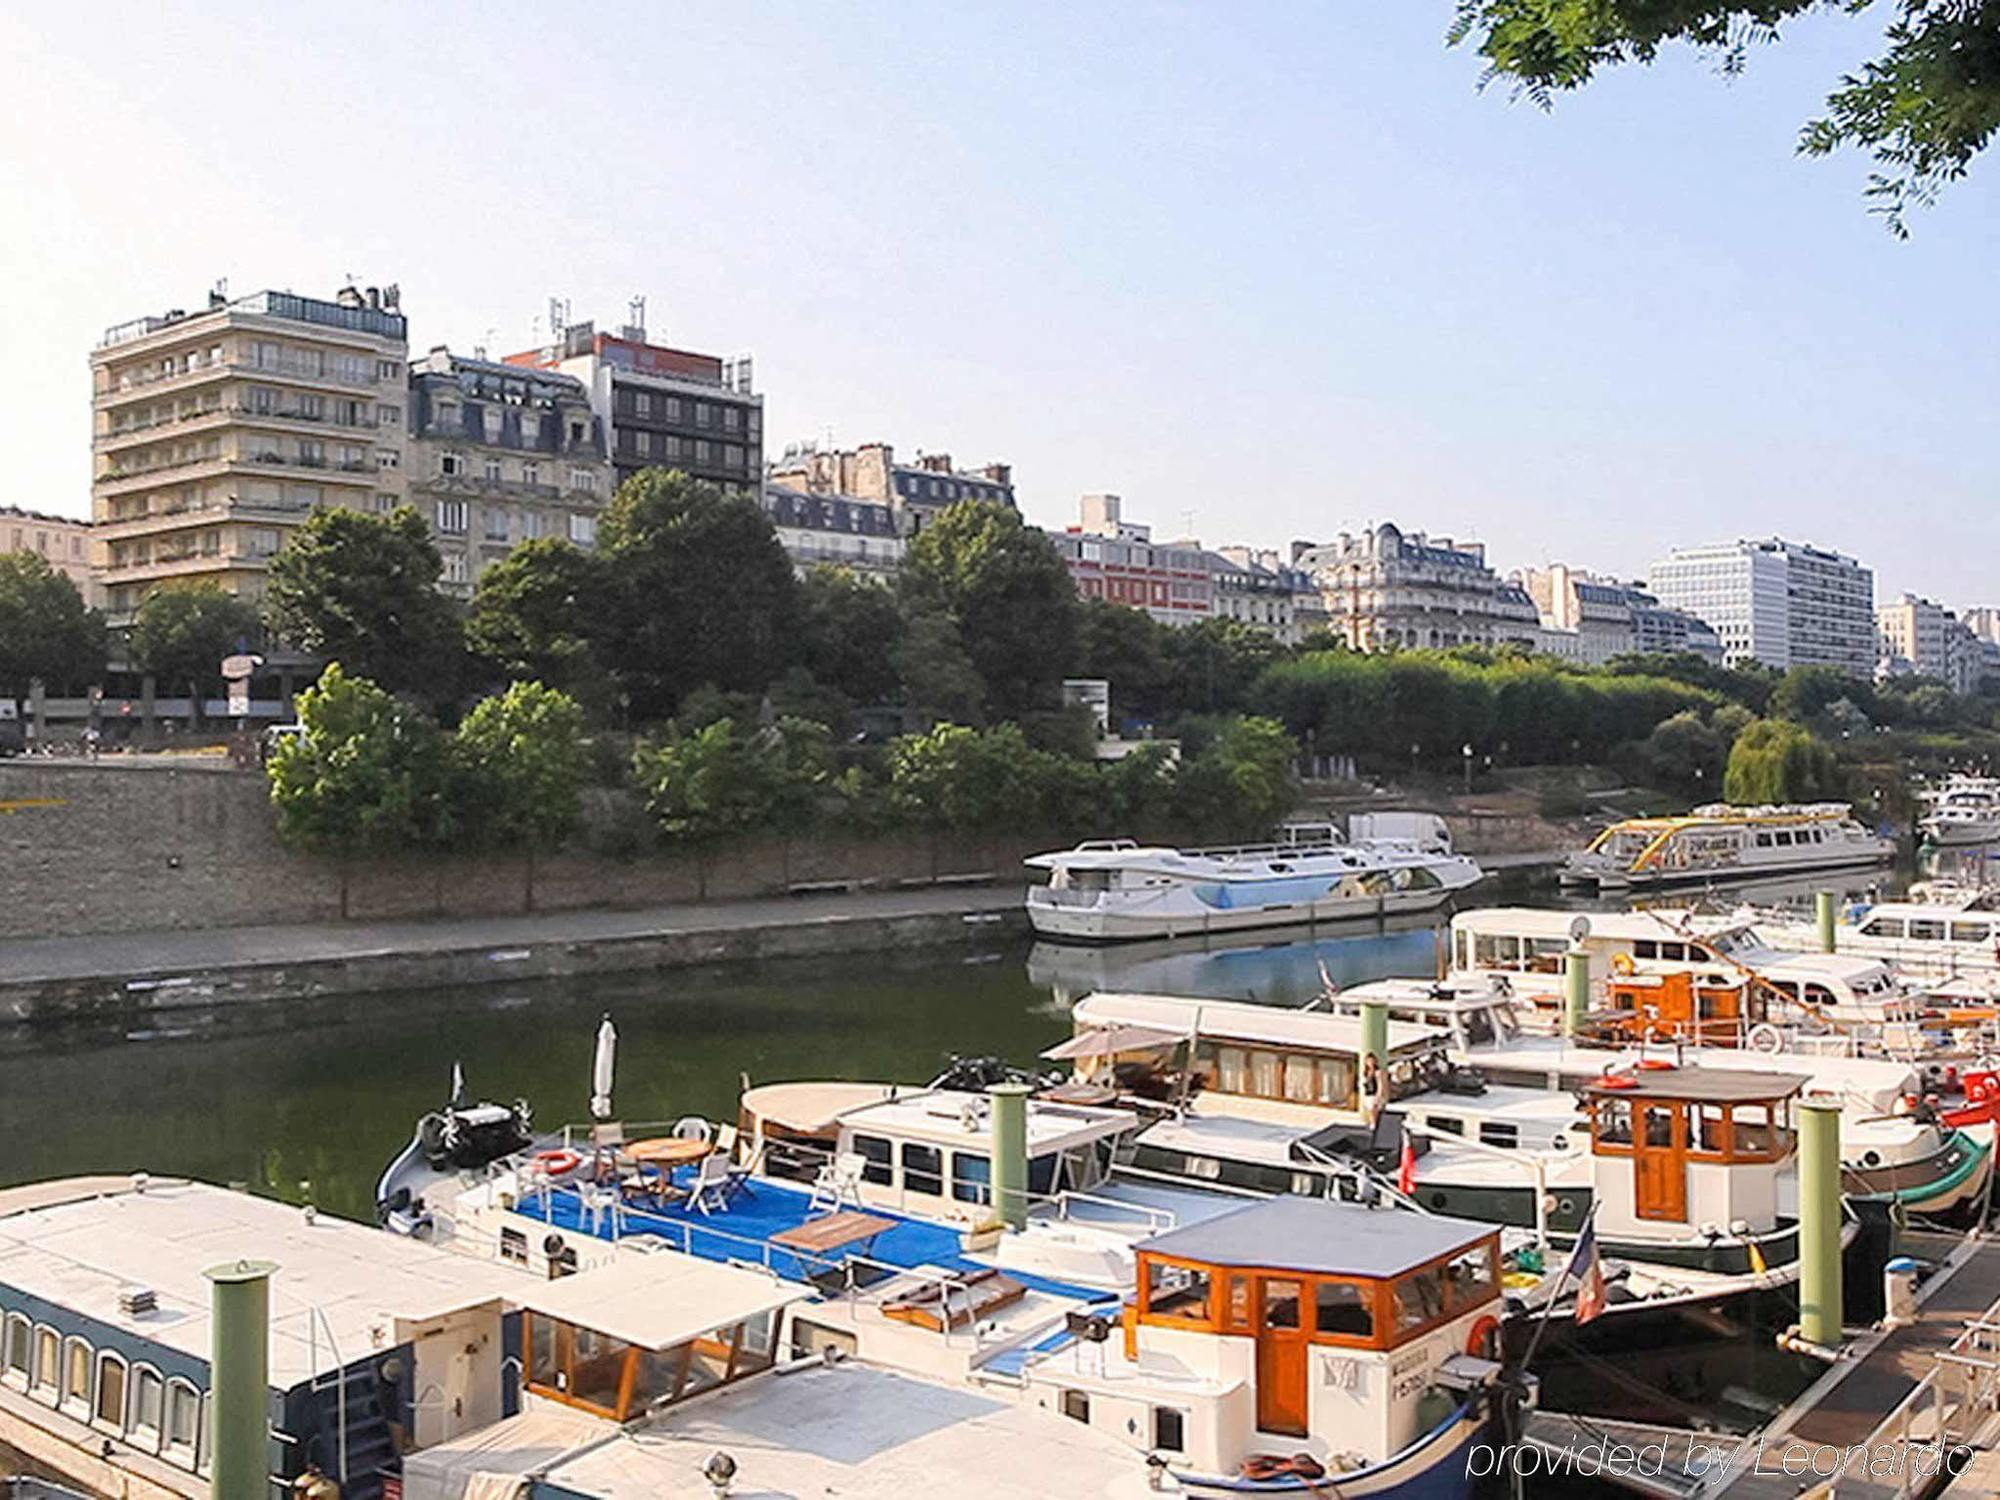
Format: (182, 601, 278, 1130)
(809, 1151, 868, 1214)
(672, 1116, 714, 1143)
(690, 1153, 735, 1216)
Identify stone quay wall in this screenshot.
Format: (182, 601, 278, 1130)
(0, 760, 1047, 941)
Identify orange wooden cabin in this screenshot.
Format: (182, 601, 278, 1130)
(1592, 969, 1767, 1048)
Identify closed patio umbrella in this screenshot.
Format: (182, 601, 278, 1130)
(590, 1014, 617, 1121)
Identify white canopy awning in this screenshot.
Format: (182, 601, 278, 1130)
(512, 1252, 805, 1350)
(1041, 1023, 1185, 1061)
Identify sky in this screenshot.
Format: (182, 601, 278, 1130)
(1, 4, 1993, 602)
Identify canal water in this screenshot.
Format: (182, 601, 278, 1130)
(1, 862, 1925, 1458)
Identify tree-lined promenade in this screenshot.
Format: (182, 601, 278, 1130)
(9, 467, 2000, 860)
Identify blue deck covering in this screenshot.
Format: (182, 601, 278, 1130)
(521, 1175, 1106, 1302)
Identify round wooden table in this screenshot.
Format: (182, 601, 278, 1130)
(626, 1136, 713, 1167)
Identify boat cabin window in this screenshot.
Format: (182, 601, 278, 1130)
(1153, 1407, 1186, 1453)
(952, 1151, 992, 1206)
(852, 1134, 893, 1186)
(163, 1378, 199, 1460)
(95, 1351, 127, 1428)
(901, 1142, 943, 1195)
(1207, 1044, 1360, 1110)
(130, 1366, 163, 1446)
(1478, 1122, 1518, 1149)
(524, 1309, 778, 1422)
(61, 1335, 91, 1415)
(1862, 917, 1903, 938)
(1910, 920, 1945, 941)
(1315, 1279, 1375, 1339)
(1144, 1259, 1214, 1323)
(1952, 922, 1989, 943)
(1427, 1115, 1464, 1136)
(1590, 1091, 1791, 1163)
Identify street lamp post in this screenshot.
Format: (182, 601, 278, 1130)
(1462, 743, 1474, 795)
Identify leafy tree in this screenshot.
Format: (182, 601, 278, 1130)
(1605, 651, 1775, 713)
(1638, 709, 1725, 797)
(597, 468, 801, 722)
(900, 500, 1078, 720)
(1163, 619, 1290, 717)
(454, 681, 589, 851)
(266, 664, 455, 895)
(635, 715, 834, 890)
(264, 506, 462, 697)
(0, 552, 105, 711)
(798, 567, 903, 707)
(1170, 716, 1299, 840)
(465, 539, 608, 704)
(1447, 2, 2000, 234)
(1723, 717, 1845, 804)
(128, 581, 260, 726)
(894, 602, 987, 725)
(886, 722, 1044, 835)
(1770, 665, 1875, 725)
(1073, 598, 1172, 722)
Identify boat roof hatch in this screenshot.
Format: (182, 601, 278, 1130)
(1584, 1068, 1807, 1103)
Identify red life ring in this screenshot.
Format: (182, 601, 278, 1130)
(1599, 1075, 1639, 1090)
(1467, 1313, 1501, 1358)
(532, 1148, 585, 1177)
(1636, 1059, 1677, 1072)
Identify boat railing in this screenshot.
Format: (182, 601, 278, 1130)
(303, 1303, 349, 1486)
(1842, 1281, 2000, 1497)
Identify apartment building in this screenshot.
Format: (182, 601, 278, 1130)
(1292, 523, 1540, 651)
(761, 484, 904, 580)
(1878, 592, 1983, 694)
(1520, 563, 1723, 665)
(2, 507, 93, 598)
(506, 318, 760, 497)
(1047, 494, 1212, 626)
(766, 441, 1014, 535)
(1647, 538, 1874, 675)
(406, 349, 611, 596)
(1207, 545, 1314, 644)
(90, 285, 409, 620)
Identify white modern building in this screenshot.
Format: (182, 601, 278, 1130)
(1646, 538, 1874, 676)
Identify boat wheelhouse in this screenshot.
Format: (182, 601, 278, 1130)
(1021, 1196, 1504, 1496)
(1025, 826, 1482, 942)
(1561, 803, 1893, 890)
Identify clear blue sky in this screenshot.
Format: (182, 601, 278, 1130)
(3, 4, 1992, 602)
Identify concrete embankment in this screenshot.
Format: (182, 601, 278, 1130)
(0, 885, 1028, 1023)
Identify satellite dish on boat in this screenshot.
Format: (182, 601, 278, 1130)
(1568, 915, 1592, 943)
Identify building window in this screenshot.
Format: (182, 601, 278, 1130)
(376, 449, 400, 470)
(570, 468, 596, 493)
(95, 1352, 127, 1429)
(522, 464, 540, 488)
(377, 403, 401, 427)
(32, 1326, 57, 1400)
(165, 1379, 200, 1462)
(2, 1315, 28, 1387)
(435, 500, 468, 535)
(374, 492, 398, 514)
(695, 402, 714, 429)
(62, 1335, 92, 1416)
(440, 452, 465, 478)
(568, 514, 596, 547)
(443, 553, 468, 585)
(376, 359, 400, 381)
(484, 509, 510, 542)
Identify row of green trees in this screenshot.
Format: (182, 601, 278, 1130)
(268, 658, 1301, 867)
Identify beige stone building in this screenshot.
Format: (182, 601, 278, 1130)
(767, 441, 1013, 535)
(1, 507, 94, 599)
(91, 285, 409, 620)
(405, 349, 611, 597)
(1293, 523, 1540, 651)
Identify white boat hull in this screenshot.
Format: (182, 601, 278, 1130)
(1560, 843, 1893, 889)
(1028, 880, 1470, 940)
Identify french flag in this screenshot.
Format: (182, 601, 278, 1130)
(1566, 1218, 1608, 1325)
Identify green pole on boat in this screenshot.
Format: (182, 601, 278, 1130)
(204, 1257, 276, 1500)
(1798, 1100, 1843, 1348)
(1360, 999, 1389, 1123)
(1816, 890, 1838, 954)
(1565, 944, 1590, 1038)
(989, 1082, 1032, 1231)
